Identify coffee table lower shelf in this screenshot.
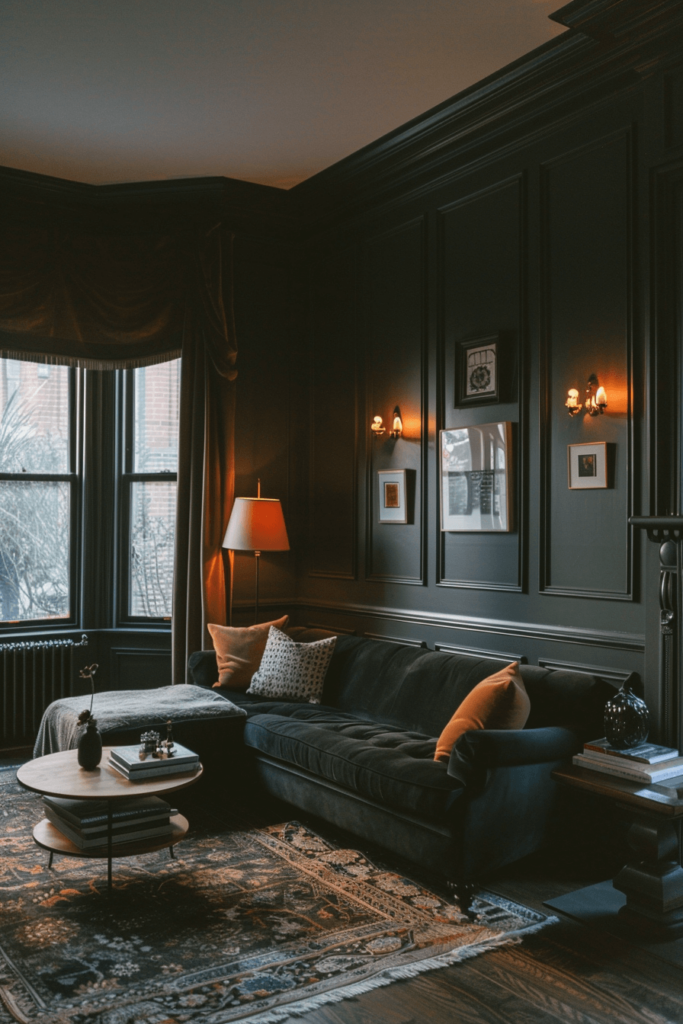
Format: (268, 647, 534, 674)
(33, 814, 189, 887)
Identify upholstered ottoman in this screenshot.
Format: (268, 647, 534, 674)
(33, 684, 247, 775)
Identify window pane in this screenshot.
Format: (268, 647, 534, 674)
(0, 359, 70, 473)
(129, 481, 176, 617)
(133, 359, 180, 472)
(0, 481, 70, 621)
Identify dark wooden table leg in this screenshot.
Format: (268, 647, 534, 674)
(48, 851, 53, 868)
(107, 799, 113, 892)
(169, 845, 175, 859)
(613, 808, 683, 937)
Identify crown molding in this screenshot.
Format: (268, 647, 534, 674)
(292, 0, 683, 231)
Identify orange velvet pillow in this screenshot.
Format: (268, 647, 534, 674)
(434, 662, 530, 762)
(207, 616, 289, 690)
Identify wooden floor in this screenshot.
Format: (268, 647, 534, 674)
(6, 753, 683, 1024)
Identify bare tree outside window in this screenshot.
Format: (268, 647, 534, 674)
(128, 360, 179, 618)
(0, 361, 72, 622)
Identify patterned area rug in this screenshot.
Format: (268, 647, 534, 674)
(0, 765, 556, 1024)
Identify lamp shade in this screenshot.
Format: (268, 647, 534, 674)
(222, 497, 290, 552)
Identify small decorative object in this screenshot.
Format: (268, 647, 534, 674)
(161, 720, 175, 758)
(77, 663, 102, 771)
(568, 442, 610, 489)
(565, 375, 608, 417)
(377, 469, 407, 523)
(457, 335, 499, 405)
(604, 676, 649, 749)
(139, 729, 161, 760)
(440, 422, 512, 532)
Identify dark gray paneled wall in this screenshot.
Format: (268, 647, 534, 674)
(296, 65, 683, 718)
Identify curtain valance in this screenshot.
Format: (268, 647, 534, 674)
(0, 216, 237, 682)
(0, 221, 236, 378)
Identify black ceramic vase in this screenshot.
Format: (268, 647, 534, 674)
(603, 677, 649, 749)
(78, 718, 102, 770)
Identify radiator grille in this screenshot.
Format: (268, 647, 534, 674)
(0, 634, 88, 744)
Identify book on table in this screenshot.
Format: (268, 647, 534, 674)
(42, 796, 176, 849)
(108, 758, 199, 781)
(573, 751, 683, 783)
(583, 738, 679, 764)
(42, 795, 173, 828)
(109, 743, 199, 777)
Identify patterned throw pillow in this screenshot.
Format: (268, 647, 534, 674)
(247, 627, 337, 704)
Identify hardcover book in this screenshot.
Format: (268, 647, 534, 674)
(573, 752, 683, 782)
(110, 743, 199, 771)
(108, 758, 198, 781)
(42, 795, 172, 828)
(44, 807, 174, 849)
(583, 739, 679, 764)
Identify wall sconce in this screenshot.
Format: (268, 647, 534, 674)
(391, 406, 403, 439)
(565, 375, 608, 417)
(586, 374, 608, 416)
(371, 407, 403, 438)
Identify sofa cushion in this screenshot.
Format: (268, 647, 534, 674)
(208, 617, 289, 690)
(243, 710, 464, 820)
(247, 628, 337, 703)
(434, 663, 530, 762)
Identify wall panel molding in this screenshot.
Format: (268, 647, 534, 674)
(435, 642, 527, 664)
(537, 657, 633, 685)
(539, 127, 635, 601)
(308, 247, 359, 580)
(363, 216, 427, 585)
(436, 174, 526, 593)
(364, 633, 428, 648)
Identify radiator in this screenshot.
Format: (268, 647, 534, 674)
(0, 634, 88, 744)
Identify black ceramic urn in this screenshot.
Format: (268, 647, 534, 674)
(603, 675, 649, 750)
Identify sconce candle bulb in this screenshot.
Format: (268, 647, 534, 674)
(371, 415, 386, 436)
(565, 388, 582, 416)
(586, 374, 607, 416)
(391, 407, 403, 439)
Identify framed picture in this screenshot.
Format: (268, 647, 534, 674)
(440, 422, 512, 532)
(378, 470, 407, 524)
(457, 335, 499, 405)
(568, 442, 609, 489)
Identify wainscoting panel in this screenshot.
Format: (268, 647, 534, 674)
(438, 176, 524, 591)
(540, 130, 633, 599)
(109, 648, 172, 690)
(665, 69, 683, 149)
(435, 642, 527, 664)
(364, 218, 426, 584)
(309, 248, 358, 579)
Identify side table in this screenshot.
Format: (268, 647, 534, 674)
(547, 764, 683, 940)
(17, 747, 203, 892)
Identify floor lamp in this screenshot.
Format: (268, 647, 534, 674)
(222, 481, 290, 624)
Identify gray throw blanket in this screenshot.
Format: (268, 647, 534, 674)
(33, 685, 246, 757)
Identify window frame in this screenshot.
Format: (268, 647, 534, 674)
(0, 363, 81, 631)
(116, 366, 178, 626)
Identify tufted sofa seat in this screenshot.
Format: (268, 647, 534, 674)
(189, 632, 616, 889)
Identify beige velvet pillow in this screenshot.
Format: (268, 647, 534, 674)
(208, 616, 289, 690)
(434, 662, 530, 763)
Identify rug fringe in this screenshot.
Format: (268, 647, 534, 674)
(235, 915, 558, 1024)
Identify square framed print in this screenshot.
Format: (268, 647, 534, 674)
(440, 422, 512, 532)
(457, 335, 499, 405)
(378, 470, 407, 523)
(568, 442, 609, 489)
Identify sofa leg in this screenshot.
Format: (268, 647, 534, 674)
(448, 880, 476, 916)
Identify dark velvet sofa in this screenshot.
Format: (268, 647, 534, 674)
(189, 633, 613, 893)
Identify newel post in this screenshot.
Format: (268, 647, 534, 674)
(630, 517, 683, 750)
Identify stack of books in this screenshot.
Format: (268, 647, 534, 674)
(108, 743, 200, 781)
(43, 796, 176, 849)
(573, 738, 683, 788)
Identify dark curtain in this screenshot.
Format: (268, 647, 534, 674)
(0, 220, 237, 682)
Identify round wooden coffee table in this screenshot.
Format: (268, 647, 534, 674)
(17, 747, 203, 891)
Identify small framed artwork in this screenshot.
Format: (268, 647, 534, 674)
(378, 470, 407, 524)
(440, 422, 512, 532)
(568, 442, 609, 489)
(457, 335, 499, 405)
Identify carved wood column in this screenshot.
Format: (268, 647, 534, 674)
(630, 517, 683, 750)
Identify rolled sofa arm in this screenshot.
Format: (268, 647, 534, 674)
(188, 650, 219, 689)
(447, 726, 581, 782)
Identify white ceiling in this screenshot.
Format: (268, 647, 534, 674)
(0, 0, 565, 190)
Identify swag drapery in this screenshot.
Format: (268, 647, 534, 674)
(0, 221, 237, 683)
